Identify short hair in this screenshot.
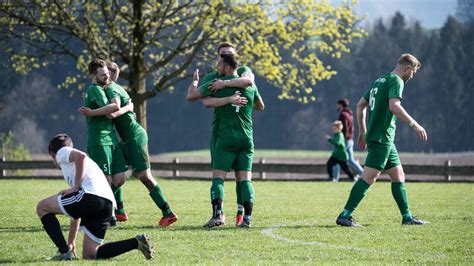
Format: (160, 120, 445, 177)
(88, 59, 107, 75)
(48, 133, 73, 155)
(398, 53, 421, 70)
(332, 120, 343, 131)
(217, 42, 235, 53)
(220, 54, 239, 69)
(107, 61, 120, 81)
(337, 98, 349, 108)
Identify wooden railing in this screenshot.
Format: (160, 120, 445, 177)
(1, 158, 473, 182)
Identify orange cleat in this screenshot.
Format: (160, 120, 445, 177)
(115, 212, 129, 222)
(235, 214, 244, 226)
(159, 213, 178, 227)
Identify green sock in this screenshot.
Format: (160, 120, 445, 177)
(391, 182, 412, 221)
(111, 185, 124, 214)
(340, 178, 370, 218)
(241, 180, 255, 204)
(150, 185, 172, 216)
(241, 180, 255, 216)
(236, 181, 244, 215)
(210, 178, 225, 201)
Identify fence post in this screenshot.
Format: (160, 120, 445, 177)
(259, 158, 266, 180)
(444, 159, 451, 181)
(173, 157, 179, 178)
(0, 156, 4, 178)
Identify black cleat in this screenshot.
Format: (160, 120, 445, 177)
(402, 216, 430, 225)
(336, 215, 362, 227)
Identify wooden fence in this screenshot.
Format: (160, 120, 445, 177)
(1, 158, 473, 182)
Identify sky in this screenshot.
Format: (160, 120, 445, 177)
(338, 0, 458, 29)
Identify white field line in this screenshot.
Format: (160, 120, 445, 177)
(261, 223, 367, 252)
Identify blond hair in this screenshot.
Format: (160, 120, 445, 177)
(332, 120, 343, 131)
(398, 53, 421, 70)
(107, 61, 120, 81)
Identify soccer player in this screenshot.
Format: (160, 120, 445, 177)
(79, 59, 131, 224)
(187, 42, 257, 226)
(198, 54, 264, 228)
(79, 62, 178, 227)
(36, 134, 153, 260)
(336, 53, 429, 227)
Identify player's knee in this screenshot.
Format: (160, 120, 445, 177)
(36, 201, 46, 218)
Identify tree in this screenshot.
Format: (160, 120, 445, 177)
(0, 0, 365, 129)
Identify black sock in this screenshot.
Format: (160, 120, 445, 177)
(40, 213, 69, 254)
(96, 238, 138, 259)
(211, 198, 223, 217)
(243, 201, 253, 217)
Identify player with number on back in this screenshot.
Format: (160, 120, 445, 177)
(336, 53, 430, 227)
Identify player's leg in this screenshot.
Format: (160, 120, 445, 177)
(37, 194, 71, 258)
(235, 138, 255, 228)
(111, 143, 130, 222)
(336, 141, 387, 227)
(234, 170, 244, 226)
(205, 138, 235, 228)
(385, 144, 429, 225)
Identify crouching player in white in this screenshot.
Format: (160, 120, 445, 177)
(36, 133, 154, 260)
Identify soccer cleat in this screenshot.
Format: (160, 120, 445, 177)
(115, 211, 129, 222)
(158, 213, 178, 227)
(238, 216, 251, 228)
(203, 214, 226, 228)
(136, 234, 154, 260)
(235, 214, 244, 226)
(402, 216, 430, 225)
(336, 215, 363, 227)
(46, 249, 74, 261)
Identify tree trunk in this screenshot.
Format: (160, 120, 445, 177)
(129, 79, 147, 130)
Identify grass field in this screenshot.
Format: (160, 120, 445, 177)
(0, 179, 472, 264)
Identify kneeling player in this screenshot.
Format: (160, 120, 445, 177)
(36, 134, 154, 260)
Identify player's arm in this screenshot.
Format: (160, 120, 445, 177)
(202, 91, 248, 108)
(187, 69, 202, 101)
(209, 67, 255, 92)
(106, 98, 134, 119)
(67, 218, 80, 257)
(356, 97, 368, 149)
(389, 98, 427, 141)
(253, 87, 265, 111)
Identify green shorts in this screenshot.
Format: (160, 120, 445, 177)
(87, 145, 128, 175)
(212, 137, 254, 172)
(121, 128, 150, 173)
(364, 141, 401, 171)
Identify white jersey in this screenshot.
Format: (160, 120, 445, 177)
(56, 146, 116, 207)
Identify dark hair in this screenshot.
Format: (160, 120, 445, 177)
(88, 59, 107, 75)
(337, 98, 349, 108)
(220, 54, 238, 69)
(217, 42, 234, 53)
(48, 134, 73, 154)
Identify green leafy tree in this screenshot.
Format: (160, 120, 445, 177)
(0, 0, 365, 129)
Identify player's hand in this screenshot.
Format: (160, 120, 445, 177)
(358, 131, 367, 149)
(68, 243, 77, 258)
(325, 134, 331, 140)
(78, 107, 93, 116)
(229, 91, 247, 106)
(192, 69, 199, 83)
(209, 79, 226, 92)
(413, 124, 428, 141)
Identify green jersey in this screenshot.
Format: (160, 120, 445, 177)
(200, 66, 253, 145)
(105, 82, 142, 142)
(201, 75, 260, 140)
(84, 84, 117, 147)
(363, 73, 404, 144)
(328, 132, 348, 161)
